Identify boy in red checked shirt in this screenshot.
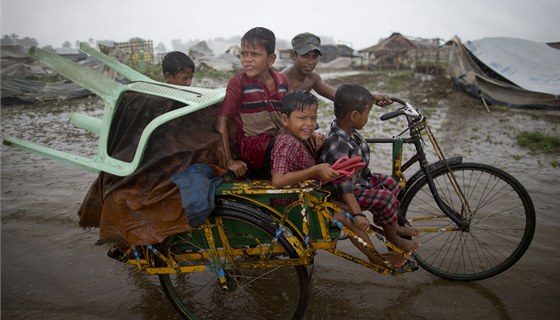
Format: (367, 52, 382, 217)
(270, 90, 338, 188)
(271, 90, 407, 269)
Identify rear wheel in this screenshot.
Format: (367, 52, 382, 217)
(400, 163, 535, 280)
(156, 205, 309, 320)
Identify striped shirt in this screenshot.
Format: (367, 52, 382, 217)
(218, 69, 290, 171)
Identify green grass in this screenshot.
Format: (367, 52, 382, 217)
(376, 71, 414, 92)
(516, 131, 560, 155)
(489, 105, 509, 112)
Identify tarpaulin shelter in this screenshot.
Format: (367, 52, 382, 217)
(1, 45, 94, 104)
(447, 36, 560, 109)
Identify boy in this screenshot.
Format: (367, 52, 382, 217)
(282, 32, 393, 107)
(162, 51, 195, 86)
(281, 32, 336, 100)
(215, 27, 290, 179)
(318, 84, 420, 254)
(272, 90, 407, 268)
(271, 90, 338, 188)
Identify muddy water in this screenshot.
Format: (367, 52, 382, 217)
(2, 95, 560, 319)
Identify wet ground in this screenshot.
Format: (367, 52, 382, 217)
(2, 73, 560, 319)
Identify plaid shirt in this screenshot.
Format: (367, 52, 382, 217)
(318, 120, 372, 196)
(271, 128, 316, 175)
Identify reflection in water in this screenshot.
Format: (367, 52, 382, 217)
(301, 256, 512, 320)
(124, 268, 183, 320)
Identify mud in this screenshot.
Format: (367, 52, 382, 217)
(1, 73, 560, 319)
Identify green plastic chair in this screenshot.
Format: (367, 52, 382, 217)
(3, 43, 225, 176)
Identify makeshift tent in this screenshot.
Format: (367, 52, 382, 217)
(359, 33, 417, 70)
(447, 36, 560, 109)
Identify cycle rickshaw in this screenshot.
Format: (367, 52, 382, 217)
(3, 44, 535, 320)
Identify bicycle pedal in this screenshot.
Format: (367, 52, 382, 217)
(394, 259, 419, 275)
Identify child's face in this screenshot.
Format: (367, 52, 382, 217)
(353, 104, 373, 130)
(282, 103, 318, 141)
(292, 51, 320, 76)
(240, 43, 275, 80)
(165, 68, 194, 86)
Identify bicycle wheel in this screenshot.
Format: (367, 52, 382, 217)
(399, 162, 535, 281)
(155, 205, 309, 320)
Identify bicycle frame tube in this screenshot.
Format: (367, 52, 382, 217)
(366, 133, 468, 229)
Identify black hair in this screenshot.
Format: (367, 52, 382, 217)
(162, 51, 195, 76)
(241, 27, 276, 55)
(333, 84, 374, 119)
(281, 90, 318, 116)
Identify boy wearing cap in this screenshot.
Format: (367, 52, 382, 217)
(282, 32, 393, 107)
(282, 32, 337, 100)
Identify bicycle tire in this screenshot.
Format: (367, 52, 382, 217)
(399, 162, 535, 281)
(155, 205, 309, 320)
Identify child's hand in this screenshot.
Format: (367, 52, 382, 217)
(226, 159, 248, 177)
(315, 163, 339, 181)
(374, 95, 392, 107)
(309, 132, 326, 151)
(353, 215, 371, 232)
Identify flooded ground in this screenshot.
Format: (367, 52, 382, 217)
(2, 73, 560, 319)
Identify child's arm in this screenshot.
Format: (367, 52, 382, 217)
(215, 115, 247, 177)
(341, 192, 371, 232)
(272, 163, 338, 188)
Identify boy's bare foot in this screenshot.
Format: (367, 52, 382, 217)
(369, 252, 407, 269)
(396, 225, 420, 237)
(392, 237, 421, 252)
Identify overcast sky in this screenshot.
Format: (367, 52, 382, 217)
(1, 0, 559, 50)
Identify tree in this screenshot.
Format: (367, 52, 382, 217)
(1, 34, 14, 45)
(19, 37, 38, 48)
(42, 45, 55, 53)
(62, 41, 72, 48)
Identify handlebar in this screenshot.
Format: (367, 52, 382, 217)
(379, 98, 421, 121)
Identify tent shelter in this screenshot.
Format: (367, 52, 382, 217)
(359, 33, 417, 70)
(447, 36, 560, 109)
(359, 32, 444, 71)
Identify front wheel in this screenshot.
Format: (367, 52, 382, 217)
(156, 206, 309, 319)
(400, 163, 535, 281)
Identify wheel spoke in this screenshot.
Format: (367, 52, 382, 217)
(402, 163, 535, 280)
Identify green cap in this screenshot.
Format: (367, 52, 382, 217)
(291, 32, 322, 56)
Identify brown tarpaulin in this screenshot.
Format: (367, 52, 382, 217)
(78, 92, 226, 245)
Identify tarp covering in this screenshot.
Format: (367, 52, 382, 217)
(77, 92, 227, 245)
(447, 36, 560, 108)
(464, 37, 560, 95)
(1, 47, 95, 104)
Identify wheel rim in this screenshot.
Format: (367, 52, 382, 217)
(402, 164, 535, 280)
(157, 210, 308, 319)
